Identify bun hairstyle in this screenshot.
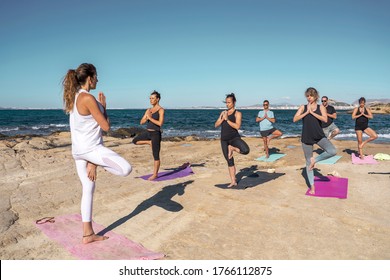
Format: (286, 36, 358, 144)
(151, 90, 161, 100)
(225, 92, 237, 103)
(62, 63, 97, 113)
(304, 87, 319, 101)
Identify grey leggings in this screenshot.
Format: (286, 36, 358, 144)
(302, 138, 337, 186)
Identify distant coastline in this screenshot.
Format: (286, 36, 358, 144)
(1, 97, 389, 112)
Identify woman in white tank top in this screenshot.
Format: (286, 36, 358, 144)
(63, 63, 132, 244)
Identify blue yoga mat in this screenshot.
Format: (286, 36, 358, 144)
(255, 153, 286, 162)
(317, 155, 342, 164)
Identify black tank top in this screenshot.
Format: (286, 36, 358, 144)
(355, 108, 369, 129)
(301, 105, 326, 145)
(147, 109, 161, 131)
(221, 110, 240, 141)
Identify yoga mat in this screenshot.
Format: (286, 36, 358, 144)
(139, 165, 194, 181)
(255, 153, 286, 162)
(305, 176, 348, 199)
(36, 214, 164, 260)
(352, 153, 378, 165)
(317, 155, 342, 164)
(374, 153, 390, 161)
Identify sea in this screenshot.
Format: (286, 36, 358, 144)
(1, 109, 389, 143)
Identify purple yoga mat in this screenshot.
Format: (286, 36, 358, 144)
(305, 176, 348, 199)
(139, 165, 194, 181)
(35, 214, 164, 260)
(352, 153, 378, 164)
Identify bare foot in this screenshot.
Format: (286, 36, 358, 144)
(308, 186, 315, 195)
(179, 162, 190, 169)
(309, 157, 315, 170)
(148, 174, 158, 181)
(227, 182, 237, 188)
(265, 151, 269, 159)
(228, 145, 234, 159)
(87, 162, 97, 181)
(82, 233, 109, 244)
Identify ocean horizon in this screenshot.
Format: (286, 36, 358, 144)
(1, 109, 389, 143)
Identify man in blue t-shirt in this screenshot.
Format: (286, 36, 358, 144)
(256, 100, 283, 158)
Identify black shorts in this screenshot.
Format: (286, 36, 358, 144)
(260, 128, 276, 137)
(355, 124, 368, 131)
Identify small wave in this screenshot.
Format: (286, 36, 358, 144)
(32, 125, 49, 130)
(0, 127, 20, 132)
(50, 124, 68, 128)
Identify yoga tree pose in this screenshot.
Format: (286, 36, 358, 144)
(215, 93, 250, 187)
(293, 87, 337, 194)
(352, 97, 378, 159)
(63, 63, 132, 244)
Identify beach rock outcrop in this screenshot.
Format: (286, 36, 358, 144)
(104, 127, 147, 138)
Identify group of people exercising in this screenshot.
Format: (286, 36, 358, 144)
(63, 63, 378, 244)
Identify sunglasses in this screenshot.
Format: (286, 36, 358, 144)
(321, 100, 327, 102)
(263, 103, 269, 106)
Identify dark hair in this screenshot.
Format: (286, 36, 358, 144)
(359, 97, 366, 103)
(225, 93, 236, 103)
(263, 100, 269, 104)
(62, 63, 97, 113)
(304, 87, 319, 101)
(322, 96, 328, 100)
(151, 90, 161, 100)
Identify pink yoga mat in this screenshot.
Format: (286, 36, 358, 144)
(352, 153, 378, 164)
(35, 214, 164, 260)
(305, 176, 348, 199)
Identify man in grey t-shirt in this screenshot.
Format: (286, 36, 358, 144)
(321, 96, 340, 140)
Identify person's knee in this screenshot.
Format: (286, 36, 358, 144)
(241, 146, 250, 155)
(122, 163, 132, 176)
(329, 146, 337, 157)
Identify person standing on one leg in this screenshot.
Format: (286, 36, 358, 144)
(133, 91, 164, 180)
(321, 96, 340, 140)
(352, 97, 378, 159)
(256, 100, 283, 158)
(215, 93, 250, 188)
(63, 63, 132, 244)
(293, 87, 337, 194)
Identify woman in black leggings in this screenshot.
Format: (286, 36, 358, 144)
(133, 91, 164, 180)
(215, 93, 250, 187)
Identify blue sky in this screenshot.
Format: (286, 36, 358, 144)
(0, 0, 389, 109)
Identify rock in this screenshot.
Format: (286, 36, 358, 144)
(104, 127, 147, 138)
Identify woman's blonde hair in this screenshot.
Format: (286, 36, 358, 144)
(62, 63, 96, 113)
(304, 87, 319, 101)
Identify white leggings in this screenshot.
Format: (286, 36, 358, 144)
(73, 145, 132, 222)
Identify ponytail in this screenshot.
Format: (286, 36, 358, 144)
(62, 69, 79, 113)
(62, 63, 97, 113)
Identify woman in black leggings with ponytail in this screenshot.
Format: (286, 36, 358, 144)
(215, 93, 250, 187)
(133, 91, 164, 180)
